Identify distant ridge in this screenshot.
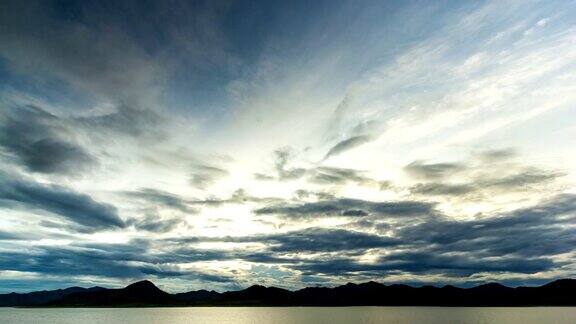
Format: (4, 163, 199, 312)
(1, 279, 576, 307)
(0, 286, 105, 307)
(43, 280, 177, 307)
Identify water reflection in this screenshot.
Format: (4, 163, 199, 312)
(1, 307, 576, 324)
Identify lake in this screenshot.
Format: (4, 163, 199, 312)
(1, 307, 575, 323)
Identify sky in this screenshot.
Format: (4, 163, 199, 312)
(0, 0, 575, 293)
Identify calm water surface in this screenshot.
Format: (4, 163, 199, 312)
(1, 307, 575, 324)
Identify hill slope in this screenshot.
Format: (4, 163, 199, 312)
(2, 279, 575, 307)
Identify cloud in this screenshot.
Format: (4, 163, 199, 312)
(0, 243, 149, 279)
(129, 214, 184, 233)
(341, 209, 369, 216)
(405, 151, 565, 202)
(294, 254, 553, 277)
(410, 183, 475, 196)
(255, 148, 307, 181)
(474, 148, 517, 162)
(0, 1, 165, 107)
(292, 194, 575, 277)
(293, 189, 336, 201)
(256, 227, 399, 253)
(377, 252, 552, 275)
(309, 167, 369, 186)
(0, 172, 124, 232)
(77, 106, 165, 139)
(164, 227, 399, 255)
(254, 173, 276, 181)
(255, 149, 388, 188)
(0, 106, 96, 175)
(398, 194, 576, 258)
(226, 189, 283, 205)
(254, 198, 435, 218)
(190, 164, 229, 189)
(123, 188, 197, 213)
(257, 194, 576, 277)
(0, 231, 31, 241)
(273, 148, 299, 178)
(145, 189, 283, 208)
(0, 240, 231, 281)
(3, 194, 575, 286)
(404, 161, 466, 180)
(322, 91, 387, 162)
(479, 168, 562, 190)
(323, 135, 372, 160)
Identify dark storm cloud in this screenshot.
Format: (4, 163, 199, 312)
(254, 198, 434, 218)
(323, 135, 372, 160)
(0, 106, 96, 175)
(404, 161, 466, 180)
(0, 172, 124, 232)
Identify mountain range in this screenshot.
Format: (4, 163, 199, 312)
(1, 279, 575, 307)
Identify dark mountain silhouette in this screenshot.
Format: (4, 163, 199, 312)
(0, 286, 105, 306)
(43, 280, 178, 307)
(219, 285, 292, 305)
(1, 279, 575, 307)
(173, 289, 221, 303)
